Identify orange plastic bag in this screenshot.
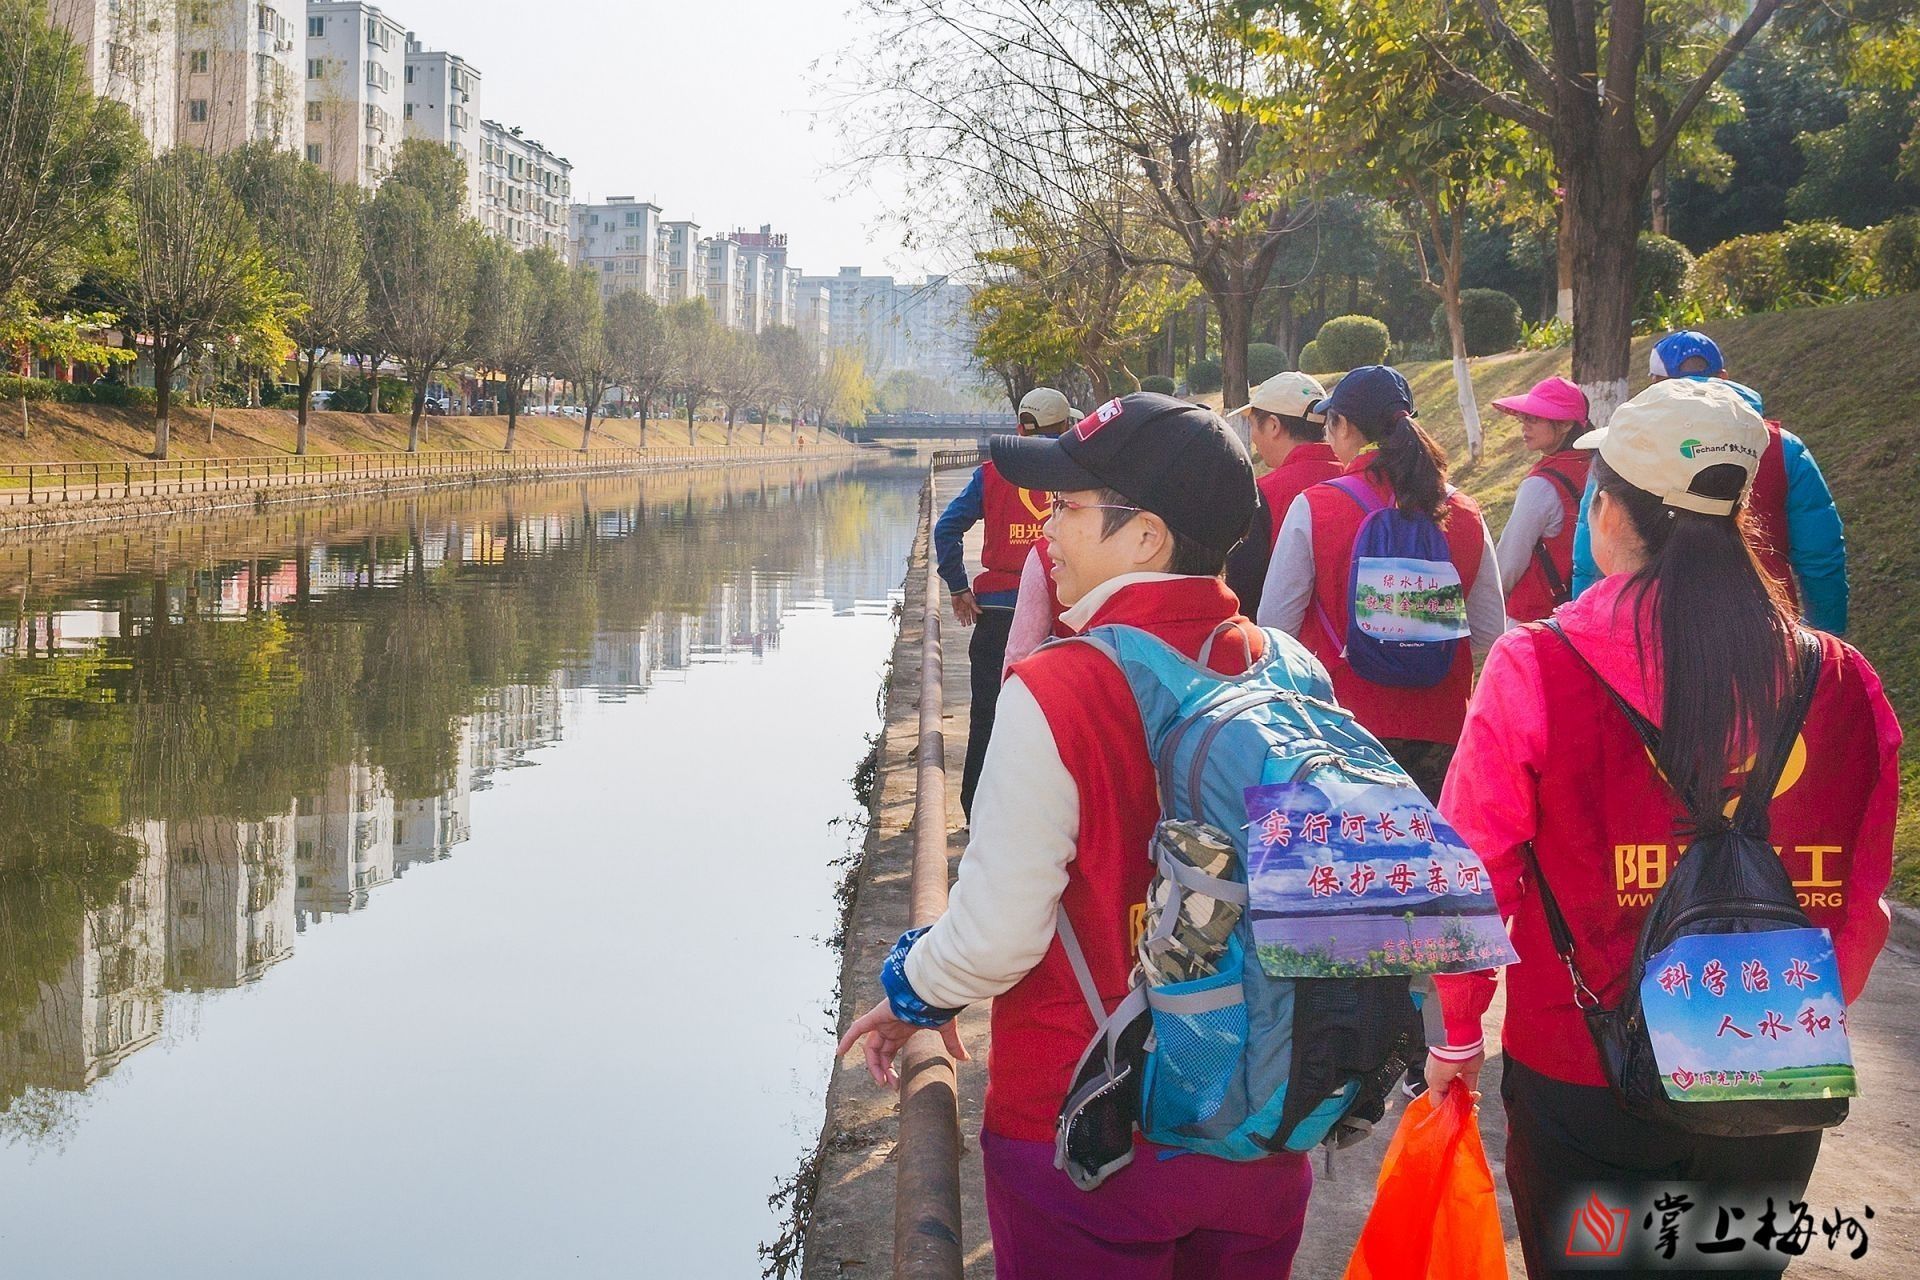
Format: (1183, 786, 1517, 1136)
(1341, 1086, 1509, 1280)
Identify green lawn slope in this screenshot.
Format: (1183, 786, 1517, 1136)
(1397, 292, 1920, 894)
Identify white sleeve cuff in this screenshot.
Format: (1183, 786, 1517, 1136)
(1428, 1039, 1485, 1062)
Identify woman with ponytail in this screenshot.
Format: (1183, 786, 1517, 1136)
(1256, 364, 1506, 800)
(1427, 379, 1899, 1279)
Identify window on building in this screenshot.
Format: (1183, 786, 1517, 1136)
(366, 143, 377, 171)
(307, 58, 323, 79)
(188, 99, 208, 123)
(189, 50, 209, 74)
(107, 42, 131, 75)
(189, 2, 208, 25)
(624, 211, 640, 227)
(308, 15, 323, 37)
(403, 103, 413, 120)
(404, 65, 414, 85)
(307, 100, 322, 123)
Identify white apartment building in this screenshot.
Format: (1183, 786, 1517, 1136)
(799, 267, 976, 383)
(49, 0, 178, 149)
(704, 235, 745, 329)
(176, 1, 303, 154)
(896, 275, 976, 384)
(479, 119, 572, 258)
(402, 33, 482, 218)
(167, 812, 297, 989)
(802, 267, 904, 370)
(797, 280, 830, 347)
(303, 1, 407, 188)
(661, 221, 704, 304)
(571, 197, 662, 299)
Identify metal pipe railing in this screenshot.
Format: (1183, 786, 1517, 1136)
(0, 443, 834, 507)
(892, 470, 965, 1280)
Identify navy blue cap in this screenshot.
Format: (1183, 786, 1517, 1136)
(1308, 364, 1414, 425)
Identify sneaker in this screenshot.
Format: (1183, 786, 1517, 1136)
(1401, 1069, 1428, 1100)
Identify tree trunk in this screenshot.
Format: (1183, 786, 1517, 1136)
(153, 349, 175, 459)
(368, 360, 382, 415)
(505, 379, 519, 453)
(1566, 164, 1641, 428)
(1443, 288, 1484, 463)
(19, 391, 27, 440)
(408, 373, 426, 452)
(686, 400, 696, 445)
(759, 415, 768, 446)
(725, 406, 736, 446)
(580, 407, 594, 452)
(1215, 289, 1254, 411)
(1556, 204, 1576, 325)
(1192, 298, 1208, 363)
(296, 353, 317, 456)
(639, 399, 648, 448)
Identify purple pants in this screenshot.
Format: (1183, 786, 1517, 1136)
(980, 1131, 1312, 1280)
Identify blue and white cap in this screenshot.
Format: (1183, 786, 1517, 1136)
(1649, 330, 1725, 378)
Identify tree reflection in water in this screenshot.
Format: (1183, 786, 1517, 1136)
(0, 461, 917, 1143)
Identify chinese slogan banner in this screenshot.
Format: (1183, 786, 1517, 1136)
(1640, 927, 1856, 1102)
(1351, 557, 1469, 642)
(1242, 778, 1517, 978)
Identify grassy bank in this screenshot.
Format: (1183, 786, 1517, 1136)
(1393, 293, 1920, 894)
(0, 402, 852, 464)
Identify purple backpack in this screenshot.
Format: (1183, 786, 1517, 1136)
(1314, 476, 1468, 688)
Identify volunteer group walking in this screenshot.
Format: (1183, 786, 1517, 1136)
(839, 331, 1897, 1280)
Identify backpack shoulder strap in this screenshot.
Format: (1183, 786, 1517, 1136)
(1729, 629, 1824, 832)
(1327, 474, 1382, 514)
(1533, 462, 1580, 502)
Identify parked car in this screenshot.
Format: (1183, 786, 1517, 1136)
(309, 389, 335, 410)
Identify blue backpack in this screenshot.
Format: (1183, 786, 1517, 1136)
(1313, 475, 1469, 689)
(1052, 621, 1426, 1190)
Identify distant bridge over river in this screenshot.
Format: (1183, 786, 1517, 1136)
(847, 412, 1018, 444)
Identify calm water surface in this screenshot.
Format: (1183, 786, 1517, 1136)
(0, 462, 920, 1278)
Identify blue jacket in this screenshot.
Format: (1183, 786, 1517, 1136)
(933, 466, 1019, 609)
(1569, 400, 1849, 633)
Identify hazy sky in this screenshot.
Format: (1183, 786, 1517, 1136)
(393, 0, 929, 280)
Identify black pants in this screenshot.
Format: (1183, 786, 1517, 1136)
(961, 607, 1014, 818)
(1502, 1057, 1822, 1279)
(1379, 736, 1456, 804)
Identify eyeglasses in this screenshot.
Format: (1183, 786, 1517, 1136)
(1049, 494, 1142, 517)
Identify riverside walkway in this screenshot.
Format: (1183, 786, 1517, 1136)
(803, 468, 1920, 1278)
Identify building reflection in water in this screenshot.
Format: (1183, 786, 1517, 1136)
(0, 462, 916, 1132)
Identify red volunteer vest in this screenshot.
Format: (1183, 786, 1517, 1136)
(975, 463, 1052, 596)
(1258, 442, 1343, 550)
(1506, 450, 1591, 623)
(992, 577, 1260, 1142)
(1509, 626, 1883, 1086)
(1301, 454, 1487, 745)
(1748, 423, 1797, 609)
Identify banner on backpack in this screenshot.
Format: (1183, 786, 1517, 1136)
(1352, 558, 1468, 642)
(1640, 927, 1857, 1103)
(1241, 779, 1518, 978)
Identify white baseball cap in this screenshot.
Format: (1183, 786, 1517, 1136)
(1573, 378, 1766, 516)
(1017, 387, 1076, 429)
(1227, 371, 1328, 422)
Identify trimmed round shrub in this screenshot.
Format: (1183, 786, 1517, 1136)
(1691, 232, 1787, 314)
(1872, 214, 1920, 294)
(1186, 357, 1222, 394)
(1430, 289, 1523, 356)
(1314, 315, 1390, 370)
(1635, 233, 1694, 316)
(1297, 340, 1334, 374)
(1246, 342, 1288, 384)
(327, 385, 371, 412)
(1139, 374, 1176, 395)
(1780, 221, 1862, 299)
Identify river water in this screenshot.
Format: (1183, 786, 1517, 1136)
(0, 461, 921, 1278)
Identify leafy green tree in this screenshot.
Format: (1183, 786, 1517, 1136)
(604, 288, 669, 445)
(226, 145, 366, 454)
(471, 241, 563, 451)
(109, 149, 292, 458)
(666, 299, 722, 444)
(364, 142, 479, 450)
(0, 1, 145, 307)
(547, 268, 621, 450)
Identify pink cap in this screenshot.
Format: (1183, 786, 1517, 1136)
(1491, 376, 1589, 423)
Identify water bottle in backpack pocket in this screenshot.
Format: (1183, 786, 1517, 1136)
(1314, 476, 1468, 689)
(1052, 622, 1432, 1190)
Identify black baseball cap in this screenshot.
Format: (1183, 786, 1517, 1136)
(989, 392, 1255, 554)
(1308, 364, 1414, 424)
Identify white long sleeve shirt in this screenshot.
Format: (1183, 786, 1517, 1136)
(904, 572, 1185, 1009)
(1494, 473, 1566, 625)
(1255, 491, 1507, 655)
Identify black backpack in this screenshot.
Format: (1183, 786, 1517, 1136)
(1531, 623, 1847, 1138)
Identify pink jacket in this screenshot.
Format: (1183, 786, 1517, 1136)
(1433, 574, 1902, 1072)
